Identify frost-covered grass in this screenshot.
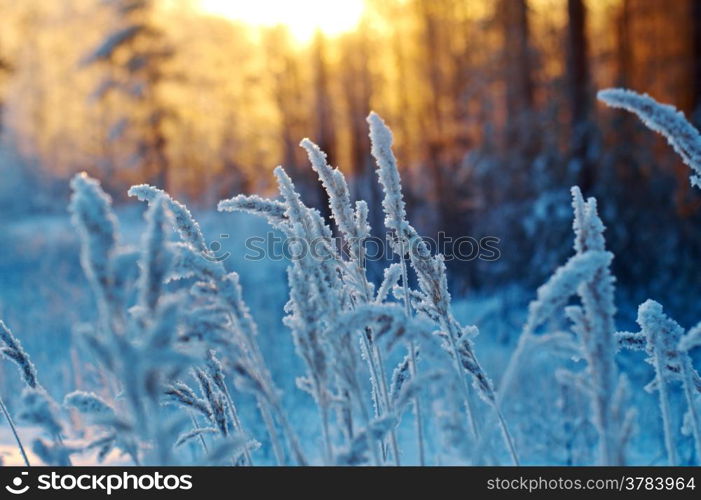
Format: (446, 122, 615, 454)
(0, 104, 700, 465)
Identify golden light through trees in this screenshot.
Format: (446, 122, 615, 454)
(195, 0, 366, 42)
(1, 0, 701, 373)
(1, 0, 701, 213)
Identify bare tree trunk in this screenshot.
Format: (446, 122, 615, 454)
(150, 118, 169, 191)
(0, 58, 7, 138)
(691, 0, 701, 125)
(418, 0, 454, 233)
(265, 28, 315, 201)
(312, 33, 336, 221)
(616, 0, 632, 90)
(613, 0, 636, 158)
(501, 0, 534, 151)
(567, 0, 595, 191)
(340, 29, 380, 235)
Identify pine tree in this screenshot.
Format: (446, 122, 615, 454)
(84, 0, 173, 191)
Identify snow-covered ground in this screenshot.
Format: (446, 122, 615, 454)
(0, 201, 694, 465)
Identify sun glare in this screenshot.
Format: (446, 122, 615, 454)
(196, 0, 366, 42)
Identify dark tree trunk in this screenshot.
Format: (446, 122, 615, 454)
(0, 56, 6, 137)
(616, 0, 632, 89)
(340, 29, 386, 279)
(499, 0, 538, 198)
(340, 31, 377, 215)
(612, 0, 636, 170)
(418, 0, 456, 234)
(0, 37, 13, 139)
(312, 33, 336, 222)
(502, 0, 534, 120)
(145, 65, 169, 191)
(265, 29, 316, 202)
(150, 116, 169, 191)
(613, 0, 636, 159)
(691, 0, 701, 124)
(567, 0, 595, 192)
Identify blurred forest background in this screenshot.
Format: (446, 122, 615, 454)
(2, 0, 701, 325)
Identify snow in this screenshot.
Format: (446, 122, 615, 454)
(1, 109, 700, 466)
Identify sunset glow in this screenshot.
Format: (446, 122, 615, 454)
(196, 0, 366, 42)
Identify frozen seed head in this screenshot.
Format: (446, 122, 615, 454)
(64, 391, 115, 417)
(0, 320, 38, 389)
(129, 184, 207, 253)
(598, 89, 701, 188)
(367, 112, 408, 234)
(69, 173, 118, 297)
